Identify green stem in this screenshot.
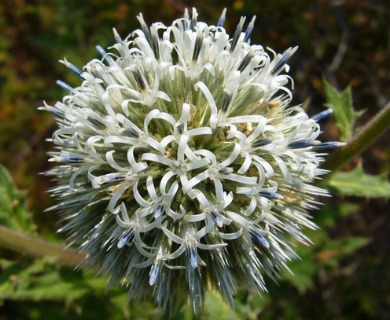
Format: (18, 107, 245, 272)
(321, 101, 390, 176)
(0, 226, 83, 267)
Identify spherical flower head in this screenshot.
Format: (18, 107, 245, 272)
(42, 8, 340, 313)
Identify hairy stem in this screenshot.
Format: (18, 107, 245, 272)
(321, 101, 390, 176)
(0, 226, 83, 267)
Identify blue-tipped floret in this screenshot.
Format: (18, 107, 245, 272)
(311, 109, 333, 122)
(258, 191, 283, 200)
(253, 138, 272, 148)
(117, 229, 134, 249)
(312, 141, 345, 151)
(154, 205, 164, 219)
(56, 80, 74, 93)
(230, 17, 245, 52)
(61, 156, 83, 164)
(244, 16, 256, 43)
(217, 8, 227, 27)
(211, 211, 223, 227)
(189, 247, 198, 269)
(96, 45, 115, 64)
(65, 61, 83, 78)
(288, 140, 314, 149)
(149, 263, 159, 286)
(250, 229, 270, 249)
(271, 49, 293, 75)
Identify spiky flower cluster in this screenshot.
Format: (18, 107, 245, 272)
(42, 8, 340, 312)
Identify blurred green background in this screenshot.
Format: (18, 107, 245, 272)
(0, 0, 389, 319)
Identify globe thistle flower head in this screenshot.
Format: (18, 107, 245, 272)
(42, 8, 342, 313)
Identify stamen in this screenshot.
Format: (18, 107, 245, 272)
(288, 140, 314, 149)
(311, 109, 333, 122)
(62, 156, 83, 164)
(117, 229, 134, 249)
(137, 14, 160, 59)
(258, 191, 283, 200)
(105, 174, 125, 183)
(252, 138, 271, 148)
(312, 141, 346, 150)
(193, 33, 203, 61)
(244, 16, 256, 43)
(149, 262, 159, 286)
(137, 14, 153, 46)
(190, 8, 198, 31)
(189, 246, 198, 269)
(154, 204, 164, 218)
(133, 69, 146, 90)
(95, 45, 115, 65)
(95, 45, 107, 58)
(150, 30, 160, 60)
(218, 167, 233, 175)
(250, 229, 270, 249)
(61, 59, 83, 78)
(230, 17, 246, 52)
(184, 8, 190, 20)
(271, 49, 293, 75)
(56, 80, 73, 93)
(221, 91, 233, 113)
(88, 117, 106, 129)
(176, 123, 185, 134)
(217, 8, 227, 27)
(211, 211, 223, 228)
(123, 127, 139, 138)
(238, 51, 254, 72)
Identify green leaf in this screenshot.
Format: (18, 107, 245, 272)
(0, 164, 36, 232)
(326, 164, 390, 198)
(316, 203, 359, 228)
(316, 236, 370, 268)
(0, 258, 98, 302)
(0, 257, 159, 319)
(202, 291, 241, 320)
(282, 242, 319, 293)
(284, 229, 369, 293)
(323, 79, 361, 141)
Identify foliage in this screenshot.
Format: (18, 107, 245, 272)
(327, 164, 390, 198)
(323, 79, 361, 141)
(0, 164, 36, 233)
(0, 257, 160, 320)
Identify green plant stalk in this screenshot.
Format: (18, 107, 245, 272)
(321, 101, 390, 176)
(0, 226, 83, 267)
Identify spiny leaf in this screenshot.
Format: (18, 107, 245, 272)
(0, 258, 99, 302)
(323, 79, 361, 141)
(0, 164, 36, 233)
(326, 164, 390, 198)
(0, 258, 156, 319)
